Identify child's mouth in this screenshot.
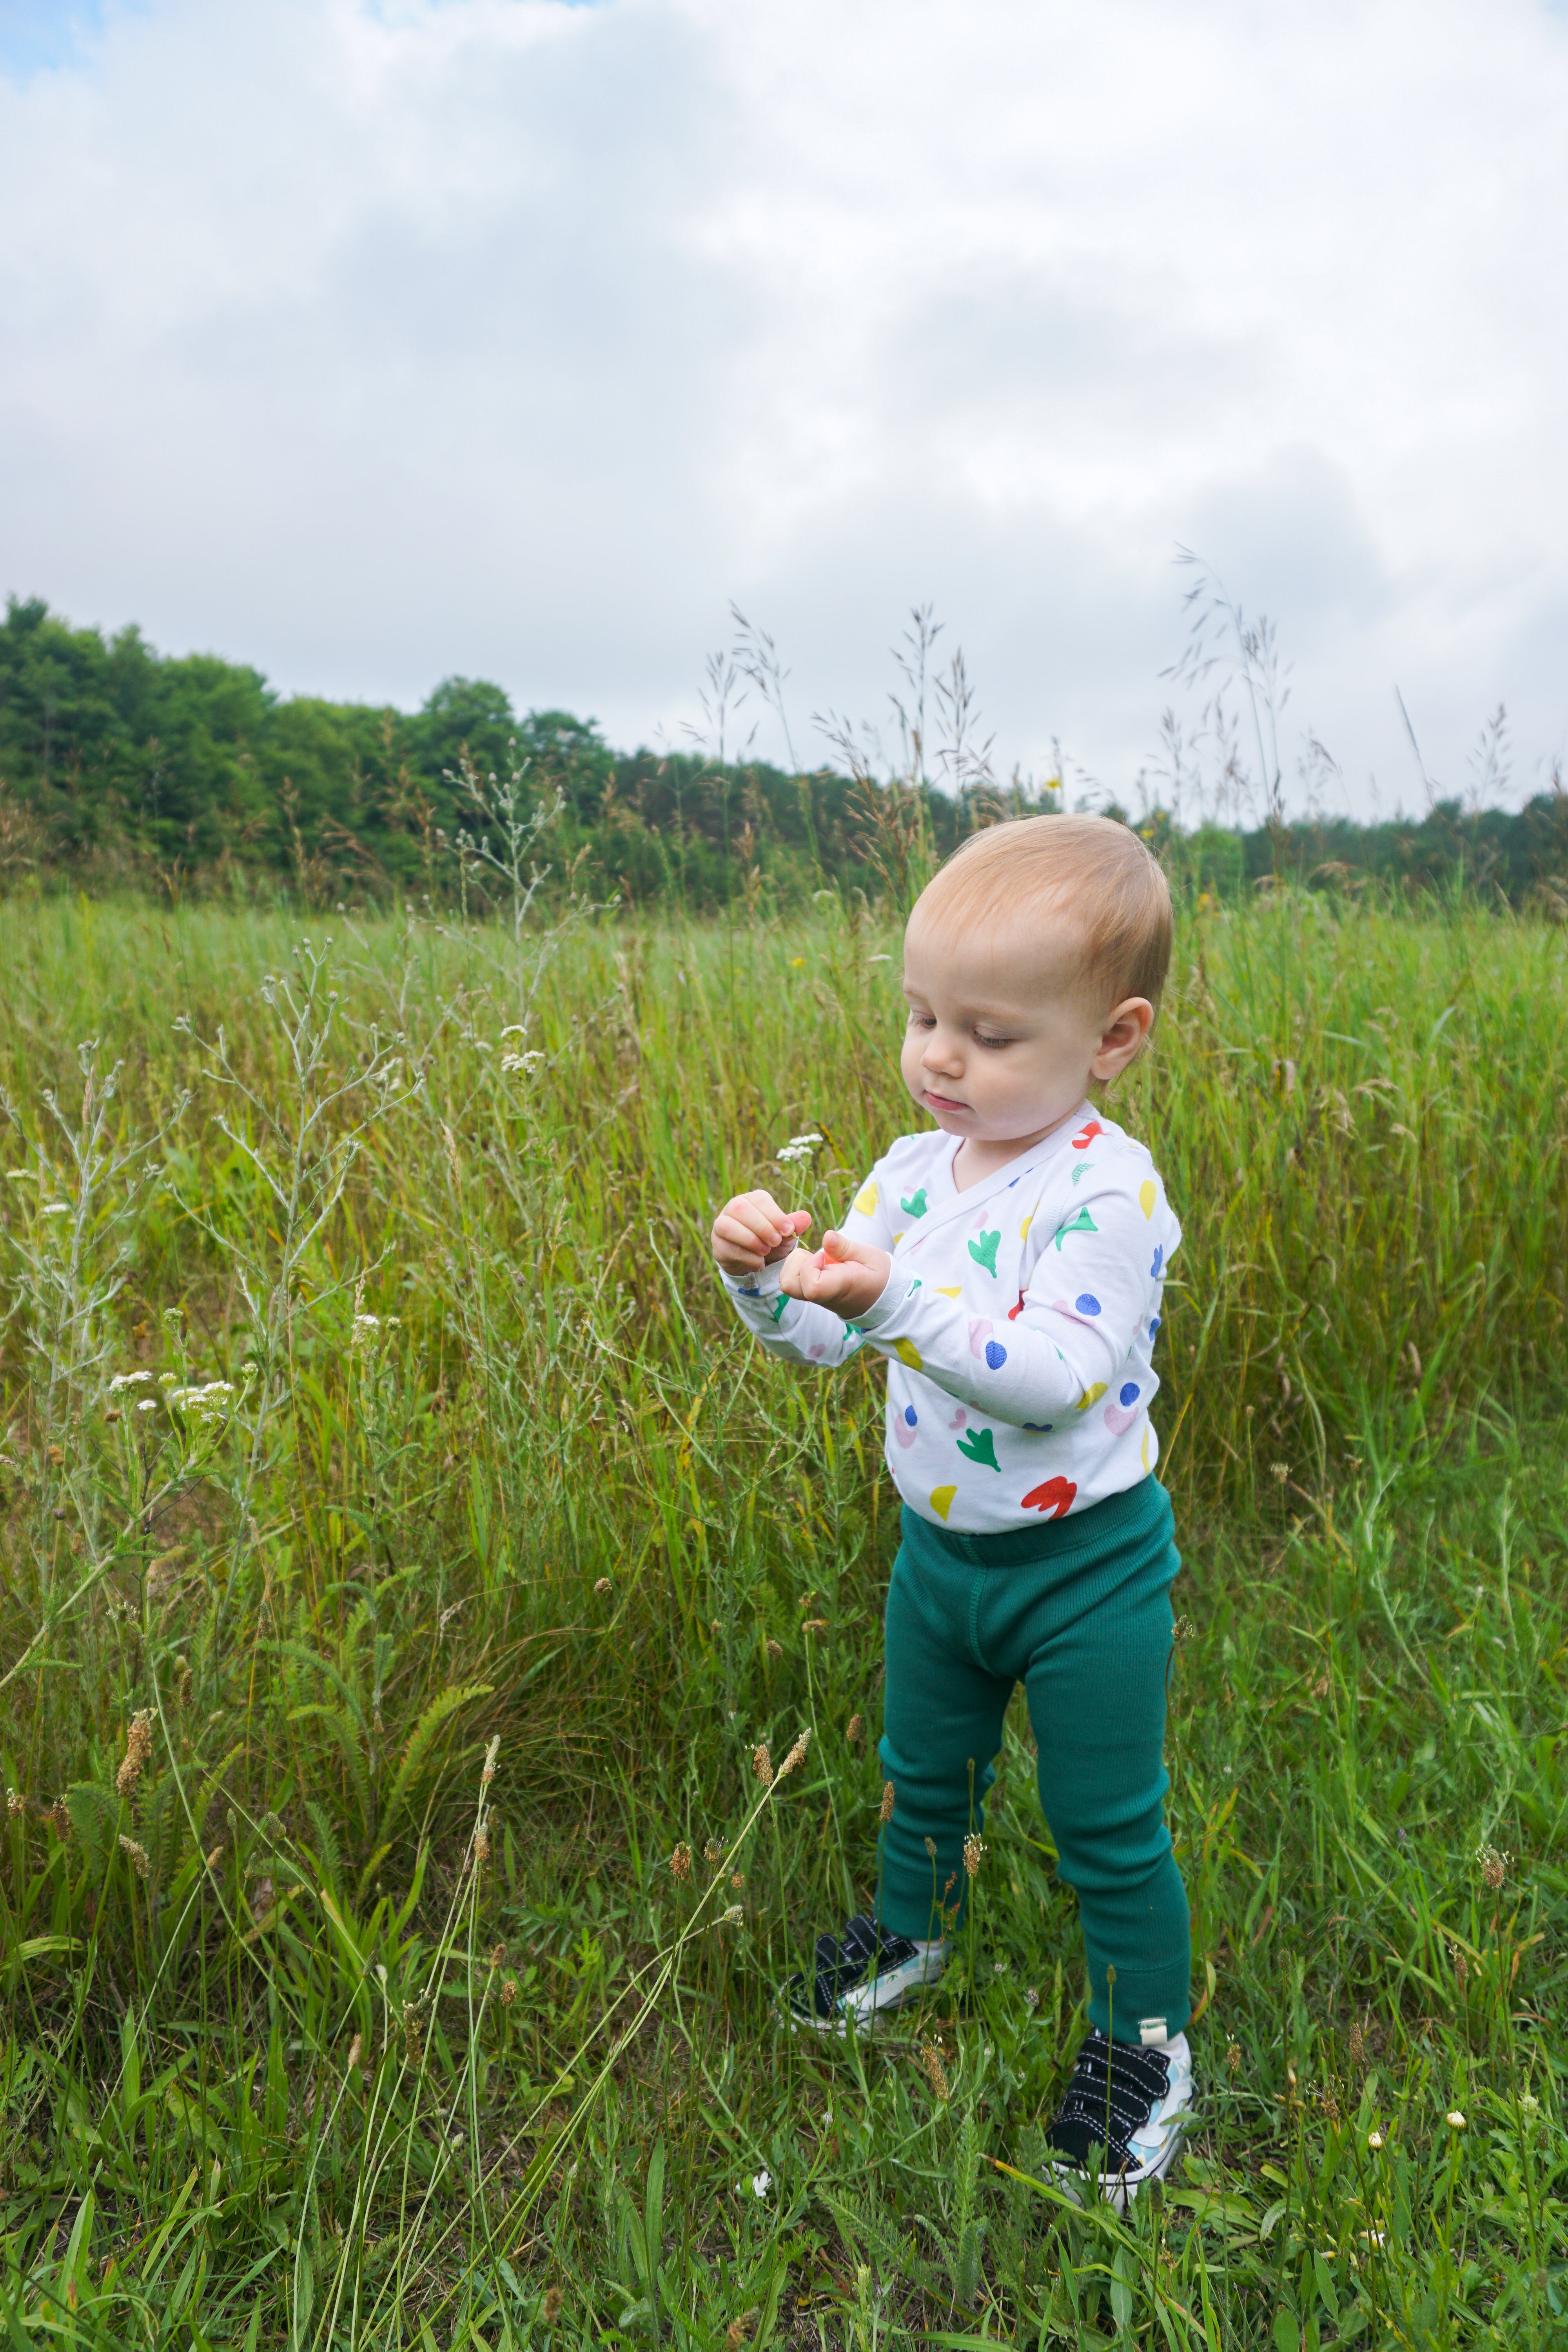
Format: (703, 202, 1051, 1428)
(924, 1091, 968, 1112)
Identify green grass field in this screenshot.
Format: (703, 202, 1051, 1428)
(0, 883, 1564, 2349)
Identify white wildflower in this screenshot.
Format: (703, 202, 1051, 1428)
(168, 1380, 237, 1426)
(136, 1400, 157, 1414)
(109, 1372, 152, 1392)
(351, 1315, 399, 1353)
(500, 1050, 546, 1076)
(42, 1202, 72, 1218)
(775, 1131, 824, 1165)
(751, 2169, 771, 2199)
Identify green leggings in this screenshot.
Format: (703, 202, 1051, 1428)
(877, 1477, 1190, 2042)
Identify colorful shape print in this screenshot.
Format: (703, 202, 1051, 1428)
(1139, 1178, 1156, 1219)
(956, 1426, 1001, 1471)
(853, 1180, 879, 1216)
(1074, 1293, 1102, 1316)
(967, 1229, 1001, 1276)
(894, 1338, 923, 1371)
(1053, 1208, 1099, 1250)
(1075, 1382, 1108, 1412)
(967, 1317, 992, 1358)
(1022, 1475, 1077, 1519)
(1104, 1379, 1142, 1436)
(929, 1484, 957, 1522)
(900, 1189, 929, 1218)
(935, 1285, 962, 1298)
(1071, 1120, 1102, 1150)
(1150, 1243, 1164, 1279)
(893, 1402, 919, 1448)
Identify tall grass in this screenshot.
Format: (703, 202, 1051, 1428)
(0, 886, 1564, 2348)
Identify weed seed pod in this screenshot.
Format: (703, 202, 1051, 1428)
(116, 1708, 154, 1796)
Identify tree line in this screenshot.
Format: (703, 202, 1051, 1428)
(2, 593, 1565, 913)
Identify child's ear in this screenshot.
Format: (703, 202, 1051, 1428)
(1093, 996, 1155, 1077)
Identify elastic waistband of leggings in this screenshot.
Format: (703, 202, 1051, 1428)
(900, 1476, 1172, 1572)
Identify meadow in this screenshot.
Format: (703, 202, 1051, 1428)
(0, 873, 1564, 2350)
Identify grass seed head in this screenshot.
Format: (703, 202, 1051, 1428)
(116, 1708, 154, 1797)
(481, 1735, 500, 1785)
(474, 1812, 492, 1866)
(963, 1832, 986, 1880)
(847, 1713, 864, 1744)
(346, 2033, 363, 2073)
(765, 1638, 782, 1661)
(751, 1742, 774, 1789)
(594, 1576, 612, 1595)
(118, 1834, 151, 1879)
(670, 1840, 693, 1882)
(51, 1797, 70, 1840)
(779, 1726, 811, 1778)
(542, 2286, 562, 2325)
(880, 1780, 895, 1823)
(920, 2040, 951, 2101)
(499, 1975, 519, 2005)
(704, 1837, 725, 1867)
(1477, 1842, 1510, 1890)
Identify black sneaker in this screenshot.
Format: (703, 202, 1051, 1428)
(1044, 2028, 1194, 2207)
(783, 1914, 949, 2035)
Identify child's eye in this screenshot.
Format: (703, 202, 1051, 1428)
(907, 1011, 935, 1029)
(975, 1033, 1013, 1051)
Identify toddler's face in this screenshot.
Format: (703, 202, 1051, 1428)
(899, 909, 1141, 1150)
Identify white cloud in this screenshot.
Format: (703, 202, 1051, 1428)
(1, 0, 1565, 813)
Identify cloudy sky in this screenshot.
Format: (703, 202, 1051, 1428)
(2, 0, 1566, 814)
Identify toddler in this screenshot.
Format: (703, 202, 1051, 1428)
(710, 814, 1193, 2202)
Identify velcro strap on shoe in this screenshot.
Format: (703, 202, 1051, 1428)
(1048, 2031, 1171, 2167)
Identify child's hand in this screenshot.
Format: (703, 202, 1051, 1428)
(711, 1189, 812, 1278)
(779, 1229, 891, 1319)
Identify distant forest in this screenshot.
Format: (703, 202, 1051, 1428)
(2, 594, 1566, 913)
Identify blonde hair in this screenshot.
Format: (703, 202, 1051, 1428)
(911, 814, 1172, 1010)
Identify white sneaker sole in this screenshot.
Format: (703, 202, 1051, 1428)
(1049, 2113, 1190, 2210)
(786, 1944, 949, 2036)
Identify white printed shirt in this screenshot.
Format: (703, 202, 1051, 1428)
(723, 1104, 1180, 1532)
